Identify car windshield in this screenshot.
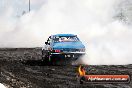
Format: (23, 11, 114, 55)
(53, 36, 79, 42)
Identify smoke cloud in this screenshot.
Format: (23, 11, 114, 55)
(0, 83, 6, 88)
(0, 0, 132, 65)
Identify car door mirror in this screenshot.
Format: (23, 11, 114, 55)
(45, 42, 48, 45)
(45, 42, 50, 45)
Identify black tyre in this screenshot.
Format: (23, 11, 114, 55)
(42, 50, 50, 65)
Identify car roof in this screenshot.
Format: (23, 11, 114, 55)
(53, 34, 76, 37)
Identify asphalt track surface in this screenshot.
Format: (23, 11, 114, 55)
(0, 48, 132, 88)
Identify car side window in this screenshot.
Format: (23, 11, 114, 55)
(47, 36, 52, 45)
(47, 39, 49, 45)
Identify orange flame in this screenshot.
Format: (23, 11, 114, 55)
(78, 65, 86, 76)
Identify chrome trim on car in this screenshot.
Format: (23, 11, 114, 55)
(51, 52, 85, 54)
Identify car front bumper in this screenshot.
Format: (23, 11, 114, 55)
(50, 52, 85, 58)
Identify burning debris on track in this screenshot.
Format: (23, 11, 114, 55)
(0, 48, 132, 88)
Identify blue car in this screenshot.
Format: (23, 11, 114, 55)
(42, 34, 85, 65)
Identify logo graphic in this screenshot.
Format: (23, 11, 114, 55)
(77, 65, 130, 84)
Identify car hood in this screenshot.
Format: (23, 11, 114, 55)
(53, 41, 85, 49)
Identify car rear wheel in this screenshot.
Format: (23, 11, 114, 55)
(42, 50, 51, 65)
